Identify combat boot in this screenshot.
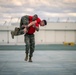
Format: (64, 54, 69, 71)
(14, 27, 20, 35)
(24, 54, 28, 61)
(29, 56, 32, 62)
(11, 31, 15, 39)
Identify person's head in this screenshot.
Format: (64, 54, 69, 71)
(40, 20, 47, 26)
(32, 14, 38, 21)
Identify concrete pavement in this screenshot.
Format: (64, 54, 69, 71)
(0, 51, 76, 75)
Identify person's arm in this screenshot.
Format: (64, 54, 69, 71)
(33, 23, 39, 31)
(22, 20, 37, 28)
(27, 21, 37, 27)
(34, 25, 39, 31)
(35, 27, 39, 31)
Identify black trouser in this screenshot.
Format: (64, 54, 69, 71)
(24, 33, 35, 57)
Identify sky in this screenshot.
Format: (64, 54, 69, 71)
(0, 0, 76, 25)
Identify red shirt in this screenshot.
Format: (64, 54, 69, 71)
(29, 16, 32, 22)
(29, 16, 41, 24)
(27, 23, 39, 34)
(27, 16, 41, 34)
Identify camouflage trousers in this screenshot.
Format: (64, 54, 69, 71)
(24, 33, 35, 57)
(15, 15, 29, 36)
(20, 15, 29, 29)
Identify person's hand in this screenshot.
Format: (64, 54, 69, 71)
(25, 25, 28, 28)
(33, 24, 36, 28)
(23, 28, 28, 33)
(22, 25, 25, 28)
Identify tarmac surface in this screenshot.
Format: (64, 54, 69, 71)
(0, 50, 76, 75)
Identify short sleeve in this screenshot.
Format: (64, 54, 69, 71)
(36, 18, 41, 24)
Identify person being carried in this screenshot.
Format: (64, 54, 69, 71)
(11, 14, 47, 39)
(11, 14, 38, 39)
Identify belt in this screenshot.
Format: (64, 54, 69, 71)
(26, 33, 34, 35)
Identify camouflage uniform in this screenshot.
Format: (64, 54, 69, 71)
(11, 15, 38, 62)
(24, 33, 35, 57)
(17, 15, 29, 35)
(21, 15, 35, 57)
(11, 14, 38, 38)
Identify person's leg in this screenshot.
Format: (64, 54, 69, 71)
(29, 34, 35, 62)
(24, 34, 30, 61)
(21, 15, 29, 27)
(11, 27, 20, 39)
(17, 16, 29, 34)
(11, 27, 25, 39)
(11, 15, 29, 39)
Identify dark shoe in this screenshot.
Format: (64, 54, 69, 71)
(29, 57, 32, 62)
(24, 54, 28, 61)
(11, 31, 14, 39)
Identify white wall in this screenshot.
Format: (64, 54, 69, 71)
(55, 31, 65, 43)
(65, 31, 75, 42)
(0, 22, 76, 44)
(44, 22, 76, 30)
(0, 31, 8, 43)
(35, 30, 76, 44)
